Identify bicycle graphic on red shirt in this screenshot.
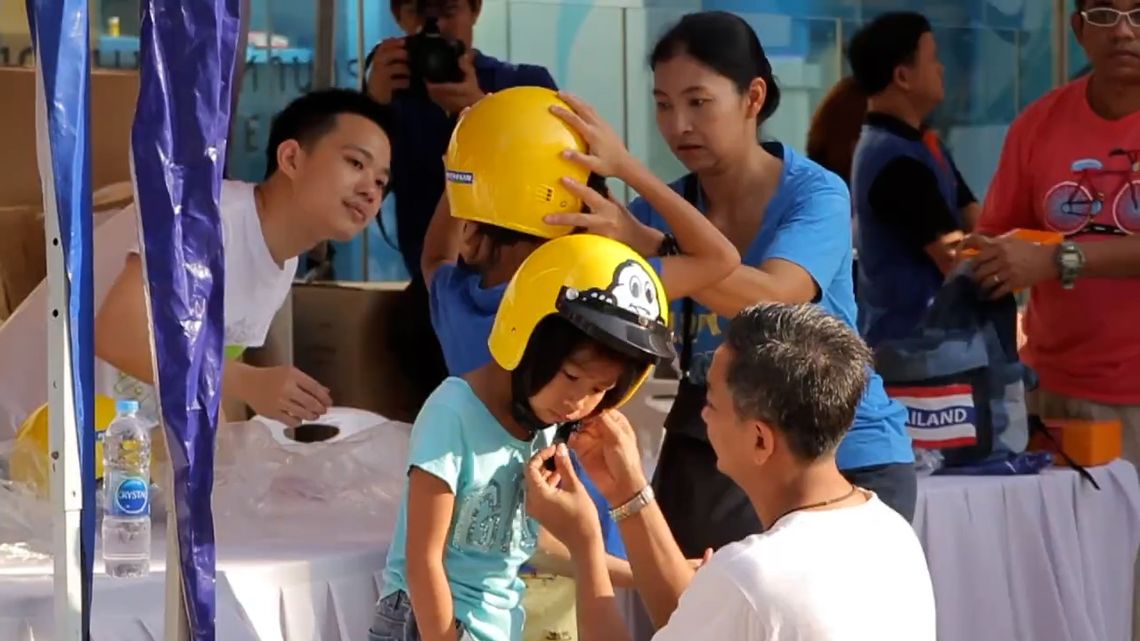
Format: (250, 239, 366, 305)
(1043, 148, 1140, 236)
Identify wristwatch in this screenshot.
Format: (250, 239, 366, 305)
(609, 485, 655, 523)
(656, 232, 680, 257)
(1055, 239, 1086, 290)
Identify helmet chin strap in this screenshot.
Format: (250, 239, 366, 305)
(510, 368, 550, 438)
(511, 371, 586, 471)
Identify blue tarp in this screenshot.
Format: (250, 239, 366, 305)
(25, 0, 96, 637)
(132, 1, 242, 638)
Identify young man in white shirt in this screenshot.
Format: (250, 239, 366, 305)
(95, 89, 392, 428)
(526, 303, 936, 641)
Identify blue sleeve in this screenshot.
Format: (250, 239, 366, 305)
(764, 178, 852, 299)
(628, 196, 664, 231)
(427, 263, 453, 335)
(407, 390, 466, 493)
(647, 256, 663, 278)
(502, 63, 557, 91)
(527, 65, 557, 91)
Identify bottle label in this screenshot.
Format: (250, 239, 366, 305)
(109, 473, 150, 517)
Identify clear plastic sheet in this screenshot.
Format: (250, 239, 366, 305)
(1, 415, 411, 560)
(0, 480, 53, 559)
(211, 418, 411, 532)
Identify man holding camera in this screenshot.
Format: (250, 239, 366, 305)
(366, 0, 556, 410)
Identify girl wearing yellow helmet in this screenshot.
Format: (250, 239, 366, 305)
(372, 234, 693, 641)
(412, 86, 738, 641)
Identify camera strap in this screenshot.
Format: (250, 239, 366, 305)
(361, 44, 380, 93)
(679, 172, 699, 381)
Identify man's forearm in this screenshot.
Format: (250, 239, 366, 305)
(573, 537, 634, 641)
(1079, 235, 1140, 279)
(616, 499, 694, 628)
(221, 360, 253, 406)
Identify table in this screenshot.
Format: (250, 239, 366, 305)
(0, 513, 390, 641)
(914, 460, 1140, 641)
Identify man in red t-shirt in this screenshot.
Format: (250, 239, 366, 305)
(967, 0, 1140, 452)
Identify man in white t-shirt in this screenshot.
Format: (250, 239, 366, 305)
(525, 303, 936, 641)
(95, 89, 392, 428)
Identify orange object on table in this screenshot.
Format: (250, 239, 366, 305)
(1031, 418, 1123, 468)
(959, 229, 1064, 258)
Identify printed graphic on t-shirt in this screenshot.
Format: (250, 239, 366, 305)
(679, 309, 723, 385)
(1042, 149, 1140, 237)
(452, 468, 539, 555)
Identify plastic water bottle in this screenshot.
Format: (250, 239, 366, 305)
(102, 399, 151, 577)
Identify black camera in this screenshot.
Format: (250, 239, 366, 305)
(403, 16, 466, 93)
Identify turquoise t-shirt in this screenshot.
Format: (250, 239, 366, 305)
(634, 143, 913, 470)
(381, 377, 554, 641)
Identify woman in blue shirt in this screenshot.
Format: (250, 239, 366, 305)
(545, 11, 916, 557)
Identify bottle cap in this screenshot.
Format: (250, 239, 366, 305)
(116, 399, 140, 414)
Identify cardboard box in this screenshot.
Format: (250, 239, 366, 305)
(0, 66, 140, 321)
(291, 281, 418, 423)
(0, 66, 140, 209)
(0, 205, 45, 321)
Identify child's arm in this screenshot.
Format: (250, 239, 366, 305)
(530, 527, 635, 588)
(405, 467, 462, 641)
(545, 93, 739, 300)
(421, 193, 463, 289)
(615, 159, 739, 299)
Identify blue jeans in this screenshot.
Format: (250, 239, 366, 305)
(368, 591, 472, 641)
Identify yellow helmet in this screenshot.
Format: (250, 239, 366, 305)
(444, 86, 590, 239)
(489, 234, 675, 409)
(10, 394, 119, 498)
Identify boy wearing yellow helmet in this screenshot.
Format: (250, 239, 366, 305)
(423, 86, 738, 390)
(376, 235, 683, 641)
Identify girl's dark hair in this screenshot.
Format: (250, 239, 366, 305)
(467, 171, 608, 270)
(650, 11, 782, 123)
(514, 315, 650, 414)
(461, 223, 541, 276)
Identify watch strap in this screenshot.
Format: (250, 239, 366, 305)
(609, 485, 655, 523)
(1056, 239, 1085, 289)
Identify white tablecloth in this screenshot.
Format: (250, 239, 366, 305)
(0, 513, 389, 641)
(8, 456, 1137, 641)
(914, 460, 1140, 641)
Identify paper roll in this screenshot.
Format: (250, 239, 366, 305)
(253, 407, 394, 447)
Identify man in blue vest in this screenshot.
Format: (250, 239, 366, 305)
(847, 12, 981, 347)
(365, 0, 556, 409)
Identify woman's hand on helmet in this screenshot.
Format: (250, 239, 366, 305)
(546, 178, 647, 248)
(551, 92, 634, 178)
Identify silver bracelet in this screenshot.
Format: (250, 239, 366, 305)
(609, 485, 655, 523)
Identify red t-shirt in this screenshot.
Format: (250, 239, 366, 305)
(979, 76, 1140, 404)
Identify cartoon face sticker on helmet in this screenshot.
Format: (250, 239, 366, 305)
(575, 259, 662, 322)
(610, 261, 661, 320)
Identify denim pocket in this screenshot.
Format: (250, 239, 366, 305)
(369, 592, 412, 641)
